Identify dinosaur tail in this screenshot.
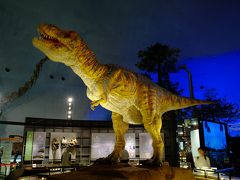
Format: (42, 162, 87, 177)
(167, 93, 212, 111)
(0, 56, 48, 106)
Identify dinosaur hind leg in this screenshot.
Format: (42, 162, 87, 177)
(143, 114, 164, 166)
(95, 112, 129, 164)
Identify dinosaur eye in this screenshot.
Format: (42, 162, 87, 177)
(63, 33, 70, 38)
(69, 31, 78, 38)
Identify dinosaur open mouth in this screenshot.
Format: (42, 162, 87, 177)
(38, 31, 60, 44)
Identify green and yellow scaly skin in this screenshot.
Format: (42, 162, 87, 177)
(33, 24, 211, 166)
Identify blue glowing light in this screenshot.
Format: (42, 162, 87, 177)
(203, 121, 227, 150)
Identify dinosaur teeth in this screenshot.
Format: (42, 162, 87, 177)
(39, 32, 59, 42)
(40, 32, 52, 39)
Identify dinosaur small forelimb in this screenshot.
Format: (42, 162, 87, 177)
(91, 95, 107, 111)
(90, 97, 107, 110)
(90, 100, 100, 110)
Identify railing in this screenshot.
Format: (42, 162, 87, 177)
(193, 167, 235, 180)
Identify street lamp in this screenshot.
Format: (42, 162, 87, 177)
(67, 97, 73, 119)
(178, 64, 194, 99)
(178, 64, 197, 119)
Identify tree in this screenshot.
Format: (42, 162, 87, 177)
(194, 88, 240, 124)
(136, 43, 181, 94)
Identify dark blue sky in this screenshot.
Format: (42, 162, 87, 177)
(173, 51, 240, 105)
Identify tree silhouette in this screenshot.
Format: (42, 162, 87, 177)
(194, 88, 240, 124)
(136, 43, 181, 94)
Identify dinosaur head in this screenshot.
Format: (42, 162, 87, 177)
(32, 24, 84, 66)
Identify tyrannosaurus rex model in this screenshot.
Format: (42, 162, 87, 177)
(32, 24, 210, 166)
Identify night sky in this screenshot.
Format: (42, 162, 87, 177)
(1, 0, 240, 130)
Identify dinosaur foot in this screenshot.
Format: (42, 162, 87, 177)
(94, 155, 119, 165)
(141, 158, 162, 167)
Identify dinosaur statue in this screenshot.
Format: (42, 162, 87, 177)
(32, 24, 211, 166)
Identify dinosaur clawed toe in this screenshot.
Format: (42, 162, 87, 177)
(141, 158, 163, 167)
(94, 153, 119, 165)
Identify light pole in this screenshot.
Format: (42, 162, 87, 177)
(178, 64, 198, 168)
(178, 64, 194, 99)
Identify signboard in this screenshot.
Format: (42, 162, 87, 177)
(1, 142, 13, 176)
(139, 133, 153, 159)
(11, 135, 23, 163)
(91, 133, 135, 160)
(203, 121, 227, 150)
(200, 120, 228, 167)
(190, 129, 200, 158)
(1, 142, 12, 163)
(24, 131, 33, 161)
(49, 132, 78, 161)
(32, 132, 46, 160)
(139, 133, 165, 160)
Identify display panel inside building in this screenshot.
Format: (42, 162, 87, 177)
(49, 132, 77, 161)
(200, 120, 228, 167)
(91, 133, 135, 160)
(21, 118, 150, 165)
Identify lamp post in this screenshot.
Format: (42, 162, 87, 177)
(178, 64, 194, 99)
(178, 64, 197, 168)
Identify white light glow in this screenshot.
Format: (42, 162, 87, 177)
(68, 103, 72, 106)
(68, 115, 71, 119)
(68, 111, 72, 114)
(68, 106, 71, 110)
(68, 97, 73, 103)
(192, 121, 198, 126)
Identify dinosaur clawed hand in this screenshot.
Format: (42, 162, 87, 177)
(91, 98, 107, 110)
(91, 100, 100, 110)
